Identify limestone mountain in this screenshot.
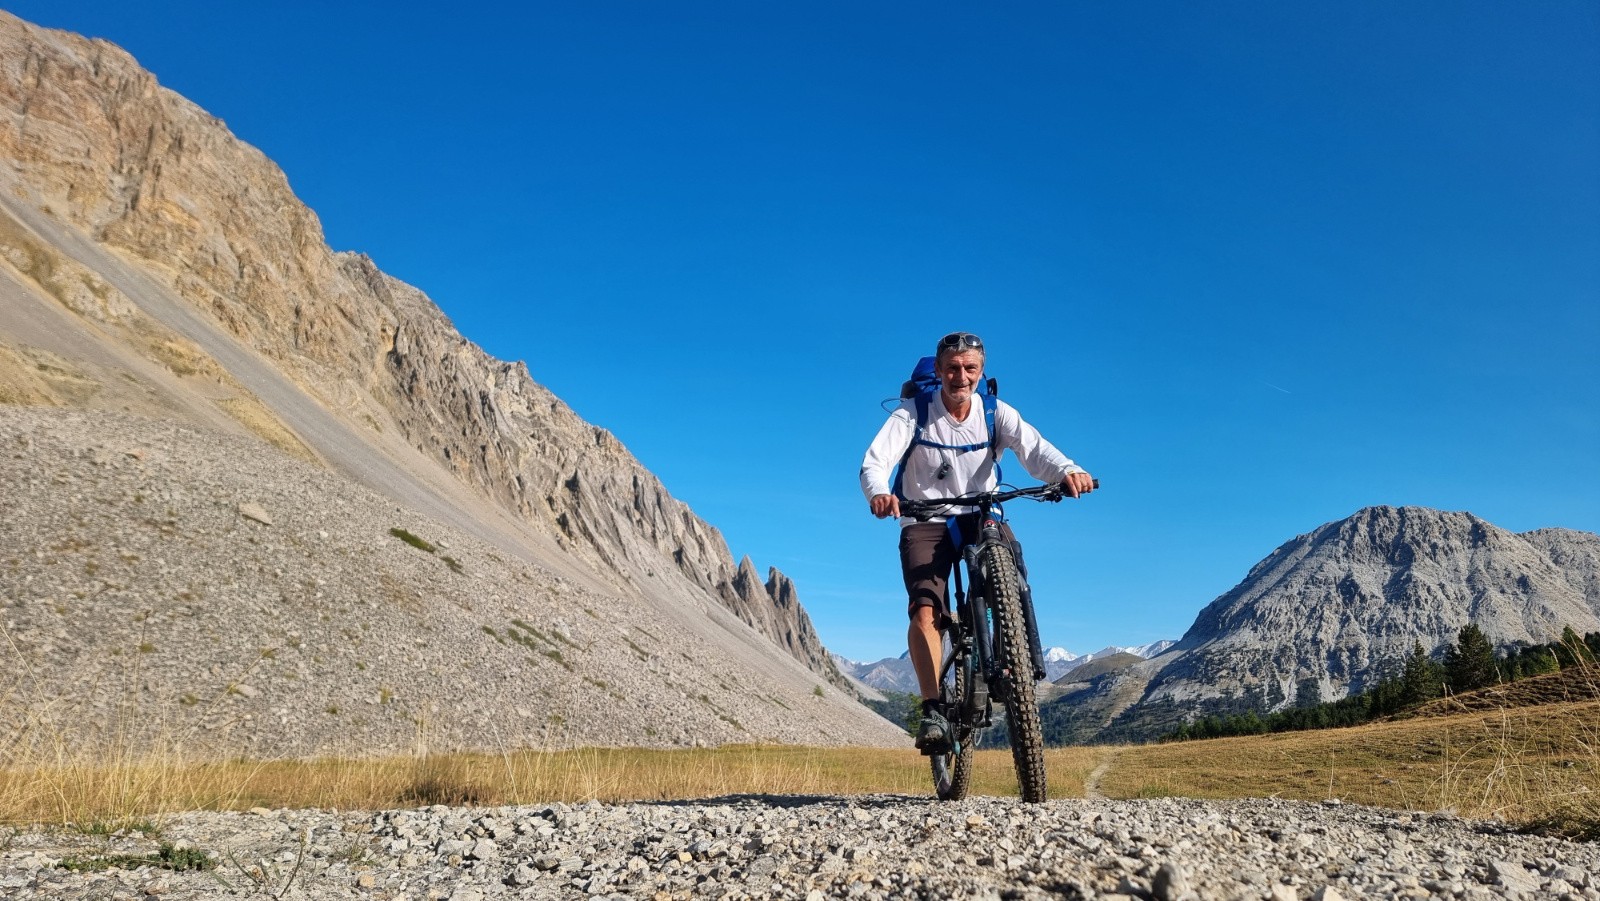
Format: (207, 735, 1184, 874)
(0, 10, 903, 755)
(1044, 506, 1600, 743)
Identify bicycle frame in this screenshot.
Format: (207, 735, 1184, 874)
(899, 480, 1095, 801)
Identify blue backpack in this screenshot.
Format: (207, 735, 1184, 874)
(890, 355, 1001, 498)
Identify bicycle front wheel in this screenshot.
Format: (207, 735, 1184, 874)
(982, 541, 1048, 802)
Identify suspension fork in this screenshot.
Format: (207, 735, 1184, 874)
(964, 516, 1013, 686)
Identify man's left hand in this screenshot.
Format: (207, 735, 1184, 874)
(1061, 472, 1096, 498)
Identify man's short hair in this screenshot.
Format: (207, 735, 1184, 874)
(935, 332, 985, 362)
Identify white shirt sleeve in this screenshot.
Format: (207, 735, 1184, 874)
(994, 400, 1084, 484)
(859, 403, 915, 500)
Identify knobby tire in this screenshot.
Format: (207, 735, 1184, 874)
(982, 541, 1048, 802)
(930, 651, 974, 800)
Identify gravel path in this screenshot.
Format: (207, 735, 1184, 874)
(3, 795, 1595, 900)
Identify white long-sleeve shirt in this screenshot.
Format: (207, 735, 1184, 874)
(859, 393, 1084, 525)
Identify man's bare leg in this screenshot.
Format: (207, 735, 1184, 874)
(908, 606, 943, 701)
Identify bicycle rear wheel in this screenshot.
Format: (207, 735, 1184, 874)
(982, 541, 1048, 802)
(930, 649, 974, 801)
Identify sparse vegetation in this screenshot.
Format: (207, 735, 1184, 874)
(57, 842, 214, 873)
(388, 527, 436, 553)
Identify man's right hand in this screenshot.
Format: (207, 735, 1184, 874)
(870, 494, 900, 519)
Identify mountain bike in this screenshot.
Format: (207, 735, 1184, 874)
(899, 481, 1096, 803)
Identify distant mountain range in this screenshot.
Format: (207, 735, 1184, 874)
(834, 639, 1177, 694)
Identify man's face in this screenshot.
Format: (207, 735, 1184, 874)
(936, 351, 984, 403)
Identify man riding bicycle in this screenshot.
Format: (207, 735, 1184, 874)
(860, 332, 1095, 753)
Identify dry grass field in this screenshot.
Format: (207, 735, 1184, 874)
(1102, 699, 1599, 834)
(0, 743, 1106, 828)
(3, 672, 1594, 839)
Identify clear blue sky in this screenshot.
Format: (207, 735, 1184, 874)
(11, 2, 1597, 662)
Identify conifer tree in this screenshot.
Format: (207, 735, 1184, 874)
(1444, 623, 1498, 692)
(1556, 625, 1594, 667)
(1399, 641, 1444, 706)
(1525, 649, 1560, 675)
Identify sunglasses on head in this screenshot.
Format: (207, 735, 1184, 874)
(937, 332, 983, 352)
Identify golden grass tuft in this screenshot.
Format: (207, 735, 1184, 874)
(213, 395, 319, 464)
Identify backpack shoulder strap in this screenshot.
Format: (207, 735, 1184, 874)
(890, 395, 933, 497)
(982, 394, 999, 460)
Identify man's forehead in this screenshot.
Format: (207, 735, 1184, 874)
(940, 351, 984, 367)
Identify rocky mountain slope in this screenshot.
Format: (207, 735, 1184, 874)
(1045, 506, 1600, 743)
(0, 10, 902, 755)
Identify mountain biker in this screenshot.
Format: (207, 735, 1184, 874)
(859, 331, 1095, 753)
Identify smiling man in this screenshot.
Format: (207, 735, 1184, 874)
(859, 332, 1095, 753)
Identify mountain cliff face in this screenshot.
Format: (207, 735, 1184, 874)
(1044, 506, 1600, 743)
(0, 11, 889, 755)
(0, 11, 835, 679)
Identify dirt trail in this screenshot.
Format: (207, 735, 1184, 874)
(1084, 748, 1120, 800)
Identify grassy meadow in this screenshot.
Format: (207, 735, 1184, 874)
(3, 680, 1595, 840)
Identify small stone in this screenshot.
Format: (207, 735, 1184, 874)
(1489, 860, 1539, 895)
(468, 839, 497, 860)
(1311, 888, 1346, 901)
(1153, 862, 1193, 901)
(1551, 865, 1588, 888)
(239, 502, 273, 525)
(1269, 886, 1299, 901)
(356, 872, 376, 888)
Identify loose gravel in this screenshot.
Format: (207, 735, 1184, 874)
(3, 795, 1595, 900)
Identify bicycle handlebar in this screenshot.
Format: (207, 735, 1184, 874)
(898, 479, 1100, 521)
